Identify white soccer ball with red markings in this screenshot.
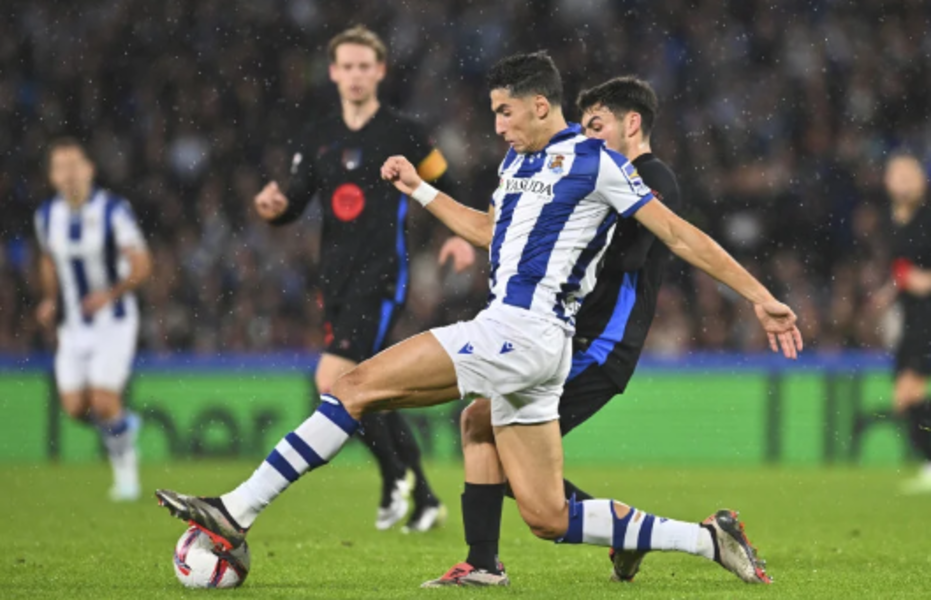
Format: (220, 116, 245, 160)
(172, 526, 251, 589)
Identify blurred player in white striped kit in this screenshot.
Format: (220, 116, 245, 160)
(34, 138, 152, 501)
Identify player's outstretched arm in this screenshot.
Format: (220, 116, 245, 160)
(633, 199, 803, 359)
(381, 156, 493, 248)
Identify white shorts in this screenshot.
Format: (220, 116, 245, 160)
(55, 317, 138, 394)
(431, 305, 572, 426)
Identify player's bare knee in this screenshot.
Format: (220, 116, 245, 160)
(460, 399, 494, 447)
(315, 379, 333, 396)
(332, 367, 376, 419)
(522, 510, 568, 540)
(895, 394, 917, 414)
(894, 375, 927, 413)
(60, 395, 88, 420)
(515, 499, 568, 540)
(89, 390, 122, 420)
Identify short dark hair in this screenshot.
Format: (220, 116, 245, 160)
(46, 136, 90, 168)
(577, 76, 659, 137)
(327, 25, 387, 63)
(486, 51, 563, 105)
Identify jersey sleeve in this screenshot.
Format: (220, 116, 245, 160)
(112, 200, 147, 249)
(595, 148, 655, 217)
(270, 126, 321, 226)
(614, 162, 682, 272)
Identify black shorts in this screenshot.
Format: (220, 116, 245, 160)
(323, 295, 403, 364)
(895, 333, 931, 375)
(559, 364, 622, 436)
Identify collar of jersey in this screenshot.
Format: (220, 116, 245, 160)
(545, 123, 583, 148)
(62, 186, 102, 213)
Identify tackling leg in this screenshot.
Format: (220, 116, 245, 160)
(157, 331, 460, 545)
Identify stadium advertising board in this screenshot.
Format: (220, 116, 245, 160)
(0, 354, 912, 466)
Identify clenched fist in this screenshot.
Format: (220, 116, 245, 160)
(380, 156, 423, 196)
(255, 182, 289, 221)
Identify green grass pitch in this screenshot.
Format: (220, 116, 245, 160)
(1, 461, 927, 598)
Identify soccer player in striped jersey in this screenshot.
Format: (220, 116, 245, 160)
(424, 76, 686, 587)
(157, 52, 801, 586)
(35, 138, 152, 501)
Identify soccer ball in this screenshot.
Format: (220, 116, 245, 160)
(172, 526, 251, 589)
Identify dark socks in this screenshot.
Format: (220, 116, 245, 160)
(906, 400, 931, 460)
(385, 412, 437, 506)
(463, 483, 505, 572)
(357, 413, 407, 506)
(563, 478, 593, 501)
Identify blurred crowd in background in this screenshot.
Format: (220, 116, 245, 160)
(1, 0, 929, 356)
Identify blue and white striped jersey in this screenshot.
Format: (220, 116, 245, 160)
(488, 124, 654, 329)
(34, 189, 146, 329)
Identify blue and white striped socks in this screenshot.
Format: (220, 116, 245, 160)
(97, 411, 134, 457)
(560, 497, 715, 559)
(222, 395, 359, 528)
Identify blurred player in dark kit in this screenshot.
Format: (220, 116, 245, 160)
(253, 25, 472, 531)
(885, 154, 931, 494)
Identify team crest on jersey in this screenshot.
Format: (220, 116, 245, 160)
(332, 183, 365, 221)
(547, 154, 565, 174)
(342, 148, 362, 171)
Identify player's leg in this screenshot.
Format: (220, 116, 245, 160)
(556, 364, 652, 581)
(384, 411, 447, 532)
(59, 390, 91, 421)
(157, 330, 460, 548)
(428, 365, 638, 587)
(422, 398, 509, 587)
(458, 399, 506, 568)
(55, 334, 92, 421)
(432, 366, 617, 586)
(317, 352, 410, 529)
(894, 367, 931, 492)
(57, 331, 138, 501)
(495, 418, 770, 584)
(556, 364, 622, 501)
(88, 321, 141, 501)
(363, 296, 445, 531)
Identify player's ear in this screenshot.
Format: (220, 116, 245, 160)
(625, 112, 642, 139)
(534, 95, 551, 119)
(328, 62, 339, 84)
(375, 61, 386, 82)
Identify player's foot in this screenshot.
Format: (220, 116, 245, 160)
(702, 509, 771, 584)
(609, 548, 645, 582)
(402, 501, 447, 533)
(900, 468, 931, 494)
(155, 490, 247, 550)
(376, 473, 412, 530)
(421, 561, 510, 588)
(109, 478, 141, 502)
(109, 412, 141, 502)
